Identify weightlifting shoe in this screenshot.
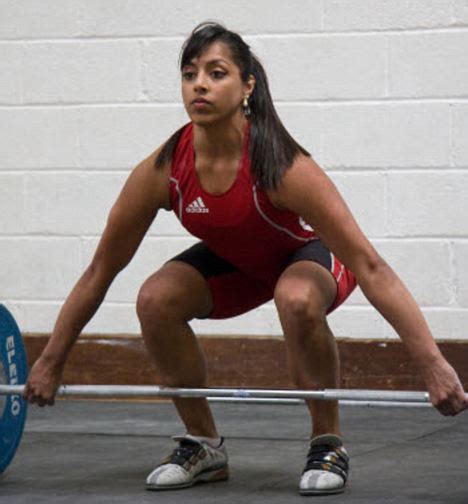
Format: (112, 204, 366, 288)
(146, 434, 229, 490)
(299, 434, 349, 495)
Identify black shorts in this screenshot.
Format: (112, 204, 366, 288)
(168, 240, 356, 319)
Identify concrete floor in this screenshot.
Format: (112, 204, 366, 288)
(0, 399, 467, 503)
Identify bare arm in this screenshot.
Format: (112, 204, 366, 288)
(25, 147, 170, 404)
(270, 155, 467, 416)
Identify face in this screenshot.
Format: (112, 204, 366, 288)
(181, 41, 255, 125)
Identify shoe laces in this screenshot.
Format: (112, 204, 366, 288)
(167, 439, 204, 467)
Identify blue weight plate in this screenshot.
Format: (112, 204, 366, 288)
(0, 304, 28, 474)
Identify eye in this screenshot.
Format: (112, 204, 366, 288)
(182, 71, 195, 81)
(211, 71, 226, 79)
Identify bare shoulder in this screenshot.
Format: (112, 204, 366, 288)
(127, 144, 172, 211)
(266, 154, 326, 210)
(281, 153, 327, 187)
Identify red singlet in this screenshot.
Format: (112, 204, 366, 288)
(168, 120, 357, 318)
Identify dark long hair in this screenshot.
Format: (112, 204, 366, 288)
(155, 21, 311, 190)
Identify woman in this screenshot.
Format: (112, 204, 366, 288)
(24, 22, 467, 496)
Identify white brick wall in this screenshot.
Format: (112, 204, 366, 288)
(1, 0, 467, 341)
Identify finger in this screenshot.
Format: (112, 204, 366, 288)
(443, 398, 465, 416)
(36, 397, 48, 408)
(434, 398, 454, 416)
(37, 393, 56, 407)
(28, 394, 38, 405)
(22, 383, 29, 400)
(29, 392, 48, 407)
(29, 389, 41, 404)
(450, 392, 468, 415)
(457, 397, 468, 414)
(436, 405, 452, 416)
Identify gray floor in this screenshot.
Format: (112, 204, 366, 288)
(0, 399, 467, 503)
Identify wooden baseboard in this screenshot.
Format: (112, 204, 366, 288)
(22, 335, 468, 390)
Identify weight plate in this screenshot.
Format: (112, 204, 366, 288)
(0, 304, 28, 473)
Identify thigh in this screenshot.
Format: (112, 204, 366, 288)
(167, 242, 273, 319)
(138, 259, 214, 321)
(283, 239, 357, 314)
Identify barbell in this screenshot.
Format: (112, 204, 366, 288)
(1, 304, 466, 475)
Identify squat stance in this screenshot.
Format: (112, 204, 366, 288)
(24, 22, 467, 496)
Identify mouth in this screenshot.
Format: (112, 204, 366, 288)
(192, 98, 210, 105)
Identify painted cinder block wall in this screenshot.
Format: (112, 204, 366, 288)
(1, 0, 467, 340)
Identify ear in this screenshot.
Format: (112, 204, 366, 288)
(244, 74, 256, 97)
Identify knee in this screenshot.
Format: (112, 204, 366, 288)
(136, 284, 163, 326)
(136, 280, 183, 326)
(274, 284, 326, 325)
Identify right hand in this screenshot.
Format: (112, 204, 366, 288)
(23, 355, 64, 407)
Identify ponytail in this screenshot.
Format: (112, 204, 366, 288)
(247, 54, 310, 189)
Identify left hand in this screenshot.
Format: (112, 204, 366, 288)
(420, 357, 468, 416)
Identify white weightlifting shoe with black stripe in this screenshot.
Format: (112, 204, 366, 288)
(146, 434, 229, 490)
(299, 434, 349, 495)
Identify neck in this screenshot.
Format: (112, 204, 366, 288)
(193, 114, 248, 161)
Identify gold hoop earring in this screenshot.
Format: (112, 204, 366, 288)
(242, 95, 251, 116)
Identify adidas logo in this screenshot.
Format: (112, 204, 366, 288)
(186, 197, 209, 213)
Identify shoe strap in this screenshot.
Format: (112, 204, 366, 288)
(161, 438, 206, 468)
(305, 444, 349, 482)
(173, 434, 224, 449)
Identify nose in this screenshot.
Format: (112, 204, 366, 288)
(193, 72, 208, 92)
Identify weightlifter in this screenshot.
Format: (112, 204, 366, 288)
(23, 22, 468, 496)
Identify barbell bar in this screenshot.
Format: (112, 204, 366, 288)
(0, 383, 439, 404)
(0, 383, 448, 411)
